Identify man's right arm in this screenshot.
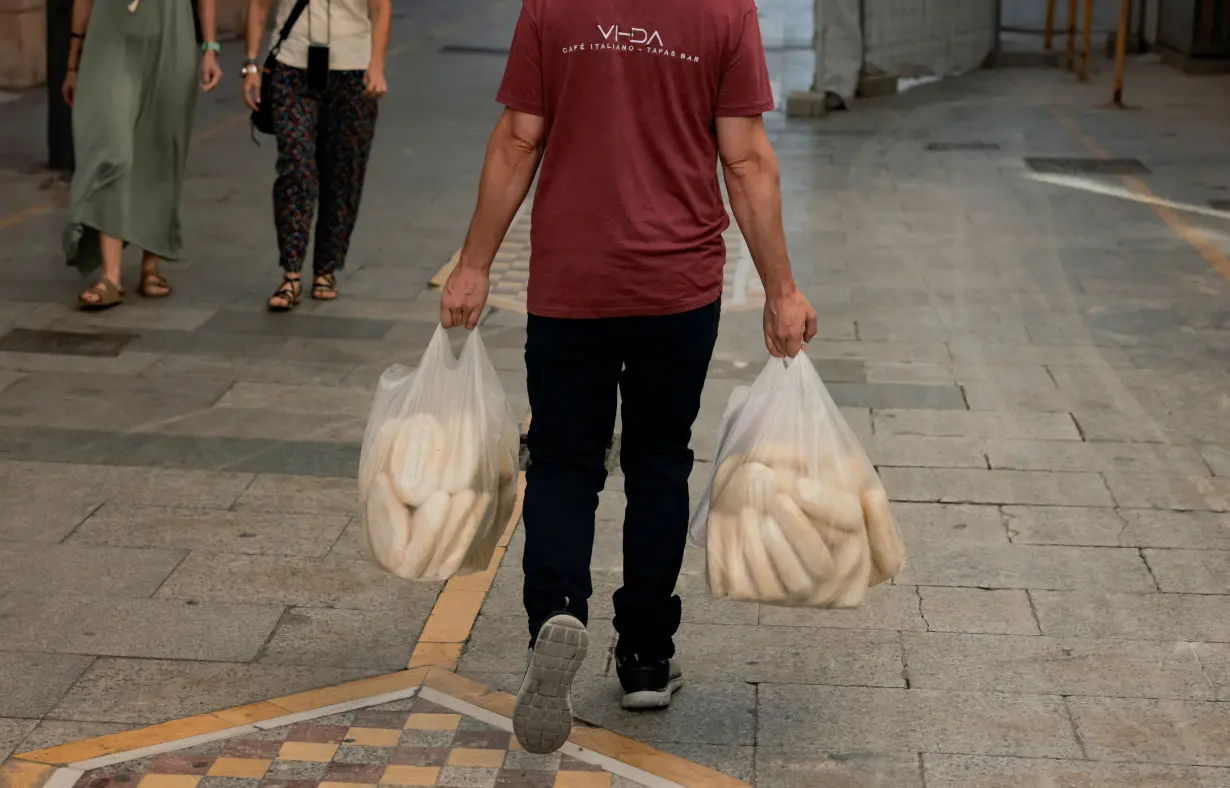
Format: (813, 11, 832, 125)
(440, 108, 544, 330)
(717, 115, 817, 357)
(458, 109, 545, 275)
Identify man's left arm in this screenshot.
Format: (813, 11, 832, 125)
(441, 109, 544, 330)
(366, 0, 390, 97)
(198, 0, 221, 90)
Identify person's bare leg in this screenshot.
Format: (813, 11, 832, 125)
(79, 232, 124, 306)
(138, 250, 171, 297)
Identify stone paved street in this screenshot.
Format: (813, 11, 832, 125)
(4, 0, 1230, 785)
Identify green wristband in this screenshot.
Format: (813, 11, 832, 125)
(202, 41, 220, 52)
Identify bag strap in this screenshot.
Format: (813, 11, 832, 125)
(270, 0, 312, 56)
(191, 0, 203, 44)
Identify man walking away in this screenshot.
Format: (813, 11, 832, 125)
(440, 0, 817, 755)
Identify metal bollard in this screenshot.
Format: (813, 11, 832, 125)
(1045, 0, 1057, 51)
(45, 0, 75, 172)
(1112, 0, 1130, 105)
(1079, 0, 1094, 81)
(1066, 0, 1079, 70)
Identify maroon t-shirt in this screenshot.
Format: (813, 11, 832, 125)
(496, 0, 775, 319)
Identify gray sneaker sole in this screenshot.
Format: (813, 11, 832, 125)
(621, 674, 685, 710)
(513, 614, 588, 754)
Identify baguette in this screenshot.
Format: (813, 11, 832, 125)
(440, 415, 480, 493)
(716, 462, 776, 515)
(769, 492, 836, 580)
(459, 493, 502, 574)
(740, 508, 788, 603)
(706, 511, 729, 598)
(403, 489, 451, 579)
(760, 514, 813, 598)
(830, 528, 872, 608)
(365, 472, 412, 574)
(747, 442, 808, 472)
(359, 419, 401, 502)
(772, 466, 799, 497)
(389, 414, 446, 506)
(723, 509, 755, 601)
(711, 454, 742, 506)
(794, 476, 865, 535)
(429, 489, 476, 575)
(862, 484, 905, 582)
(490, 475, 518, 538)
(438, 490, 494, 578)
(803, 528, 868, 607)
(498, 420, 519, 480)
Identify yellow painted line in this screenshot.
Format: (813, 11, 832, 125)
(192, 112, 249, 143)
(1049, 106, 1230, 283)
(16, 714, 235, 766)
(0, 203, 55, 231)
(0, 758, 56, 788)
(14, 670, 433, 766)
(266, 668, 431, 713)
(429, 251, 459, 288)
(408, 472, 526, 670)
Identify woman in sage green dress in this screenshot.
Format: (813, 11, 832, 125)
(63, 0, 223, 309)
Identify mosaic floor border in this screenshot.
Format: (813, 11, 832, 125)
(3, 670, 744, 788)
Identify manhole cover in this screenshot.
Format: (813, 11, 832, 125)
(1024, 157, 1150, 175)
(0, 328, 134, 357)
(925, 142, 1000, 151)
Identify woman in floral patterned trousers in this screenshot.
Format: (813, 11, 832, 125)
(242, 0, 390, 310)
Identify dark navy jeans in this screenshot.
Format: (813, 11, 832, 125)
(522, 299, 720, 660)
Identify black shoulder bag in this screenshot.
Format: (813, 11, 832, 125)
(252, 0, 312, 135)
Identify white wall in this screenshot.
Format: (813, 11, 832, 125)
(862, 0, 998, 77)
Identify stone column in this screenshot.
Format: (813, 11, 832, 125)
(0, 0, 45, 90)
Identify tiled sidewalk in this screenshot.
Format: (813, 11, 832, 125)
(3, 0, 1230, 784)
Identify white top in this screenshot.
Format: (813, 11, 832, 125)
(272, 0, 372, 72)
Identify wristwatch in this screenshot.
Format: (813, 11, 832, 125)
(202, 41, 220, 53)
(240, 59, 260, 77)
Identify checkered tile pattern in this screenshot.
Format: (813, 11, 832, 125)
(72, 696, 630, 788)
(460, 205, 763, 314)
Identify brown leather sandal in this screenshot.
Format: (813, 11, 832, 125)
(138, 271, 173, 298)
(311, 273, 338, 301)
(268, 273, 302, 312)
(78, 278, 124, 311)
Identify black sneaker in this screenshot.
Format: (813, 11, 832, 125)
(512, 613, 588, 754)
(615, 652, 684, 710)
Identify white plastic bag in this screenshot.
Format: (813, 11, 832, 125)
(690, 354, 905, 608)
(359, 326, 520, 582)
